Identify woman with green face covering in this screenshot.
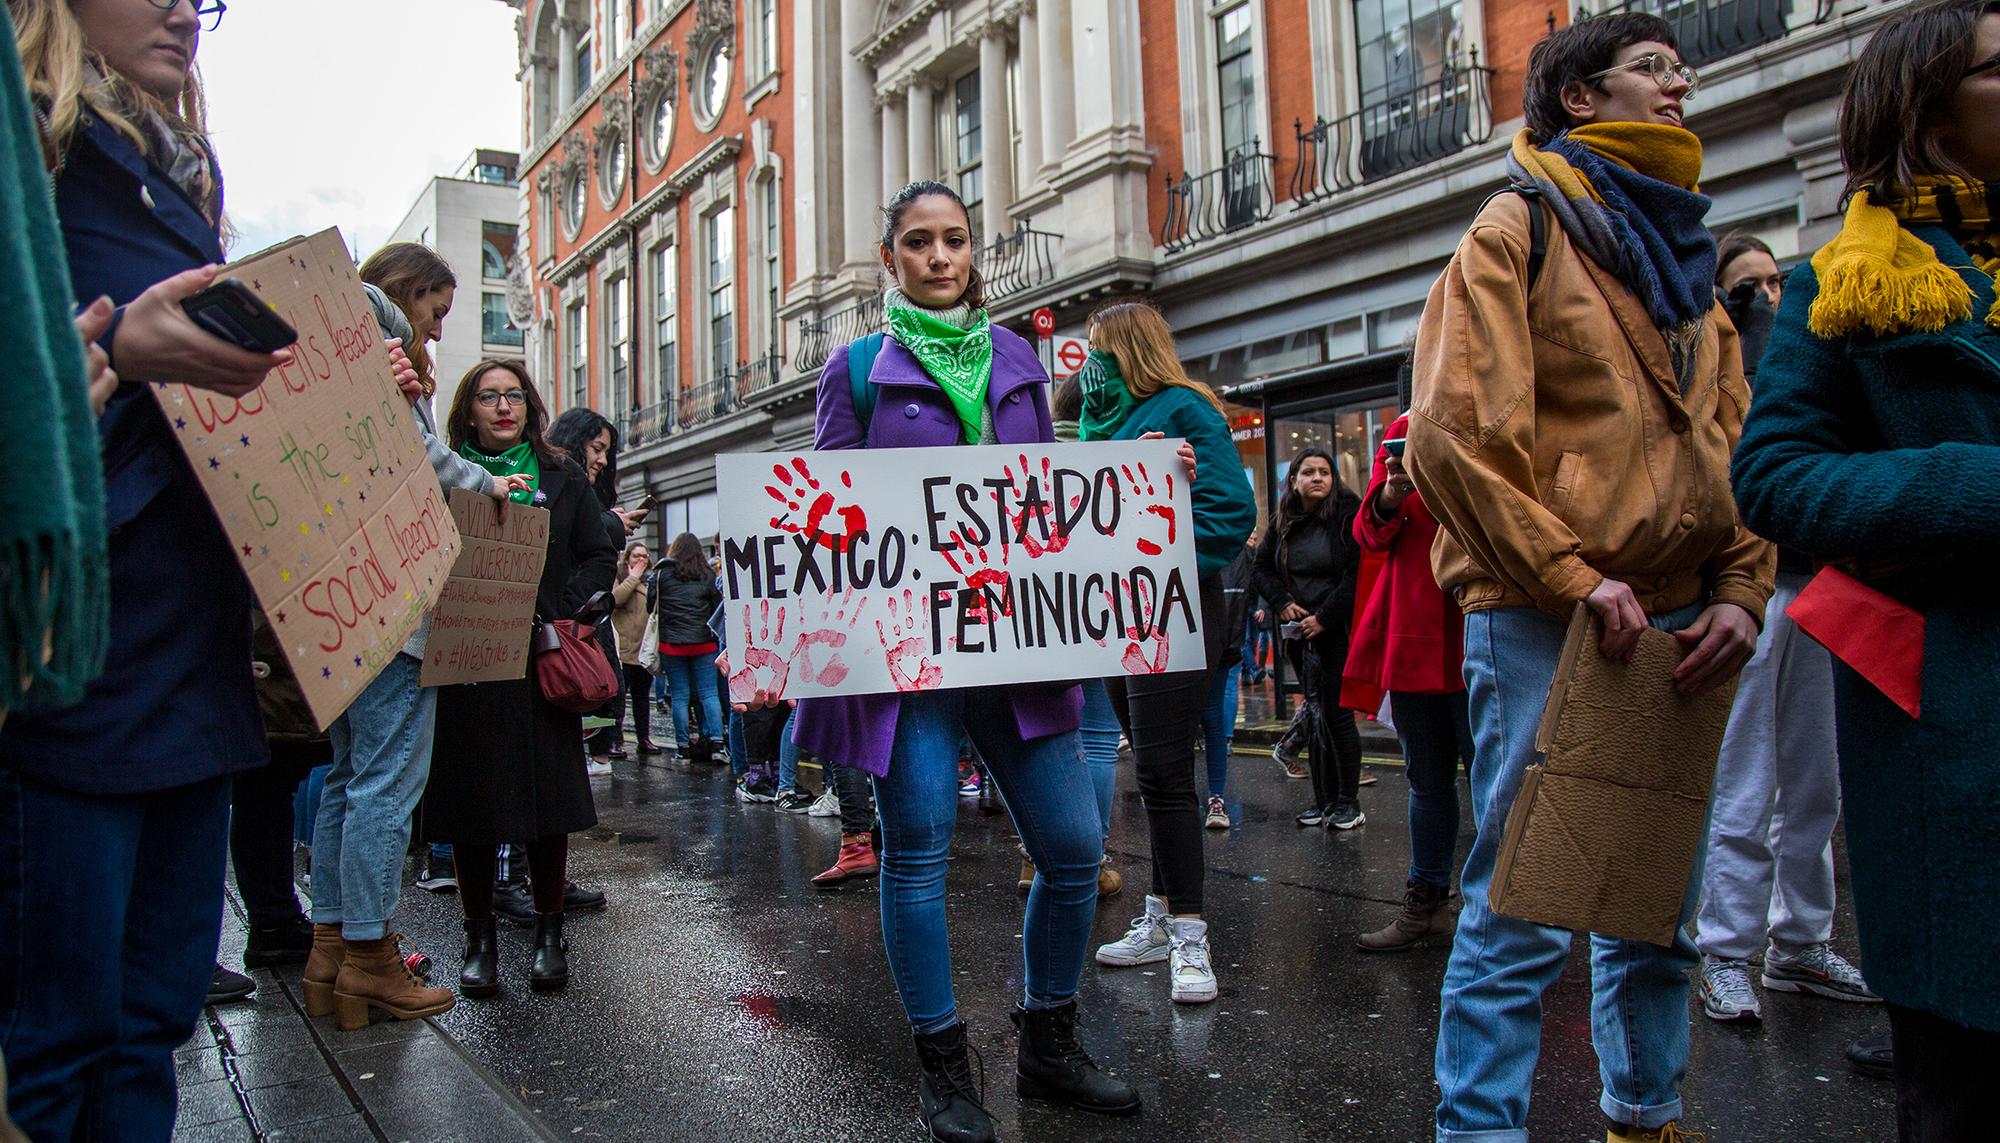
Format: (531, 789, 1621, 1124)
(1080, 300, 1256, 1008)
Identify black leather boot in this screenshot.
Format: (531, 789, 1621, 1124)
(458, 916, 499, 999)
(528, 911, 568, 991)
(1012, 1002, 1142, 1115)
(912, 1023, 995, 1143)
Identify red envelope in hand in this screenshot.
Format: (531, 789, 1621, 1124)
(1786, 566, 1923, 719)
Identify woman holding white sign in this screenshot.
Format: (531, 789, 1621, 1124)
(427, 359, 615, 998)
(1075, 301, 1257, 1008)
(791, 181, 1139, 1142)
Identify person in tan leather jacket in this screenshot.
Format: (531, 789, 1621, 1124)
(1403, 12, 1774, 1143)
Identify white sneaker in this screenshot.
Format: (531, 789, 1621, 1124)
(1762, 942, 1880, 1003)
(1095, 895, 1170, 967)
(806, 788, 841, 817)
(1699, 955, 1762, 1023)
(585, 758, 613, 777)
(1165, 916, 1219, 1004)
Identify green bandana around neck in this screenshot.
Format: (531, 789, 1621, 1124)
(1075, 349, 1140, 441)
(458, 440, 541, 503)
(884, 287, 994, 444)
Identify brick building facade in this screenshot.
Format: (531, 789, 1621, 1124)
(501, 0, 1905, 545)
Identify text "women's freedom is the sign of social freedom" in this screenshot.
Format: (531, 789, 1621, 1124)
(714, 438, 1205, 700)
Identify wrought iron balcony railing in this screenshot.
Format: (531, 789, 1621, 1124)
(1601, 0, 1838, 68)
(676, 369, 738, 432)
(735, 351, 786, 401)
(983, 218, 1063, 303)
(1291, 59, 1496, 208)
(793, 293, 886, 376)
(1158, 145, 1277, 255)
(622, 396, 676, 450)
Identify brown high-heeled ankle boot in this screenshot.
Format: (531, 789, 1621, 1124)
(301, 923, 344, 1018)
(331, 935, 455, 1031)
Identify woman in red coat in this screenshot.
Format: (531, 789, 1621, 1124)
(1344, 413, 1472, 951)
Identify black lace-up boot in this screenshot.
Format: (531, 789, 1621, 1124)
(912, 1022, 996, 1142)
(1012, 1001, 1142, 1115)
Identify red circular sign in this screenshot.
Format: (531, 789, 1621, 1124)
(1031, 307, 1056, 338)
(1056, 338, 1088, 375)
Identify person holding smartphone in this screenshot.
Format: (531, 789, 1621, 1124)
(1344, 412, 1472, 952)
(0, 0, 307, 1133)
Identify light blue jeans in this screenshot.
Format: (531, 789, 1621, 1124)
(1078, 680, 1122, 839)
(873, 689, 1103, 1033)
(312, 653, 437, 941)
(659, 653, 723, 748)
(1436, 602, 1708, 1141)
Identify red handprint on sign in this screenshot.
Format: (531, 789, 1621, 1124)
(941, 530, 1010, 621)
(729, 600, 791, 702)
(786, 589, 868, 688)
(765, 457, 869, 550)
(1111, 576, 1171, 675)
(1120, 462, 1179, 558)
(998, 453, 1082, 559)
(875, 589, 943, 693)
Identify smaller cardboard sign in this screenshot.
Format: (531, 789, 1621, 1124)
(1489, 606, 1738, 946)
(419, 490, 551, 686)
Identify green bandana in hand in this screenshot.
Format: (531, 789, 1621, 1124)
(1076, 349, 1140, 441)
(884, 288, 994, 444)
(458, 440, 541, 503)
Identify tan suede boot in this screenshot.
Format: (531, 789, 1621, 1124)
(301, 923, 345, 1018)
(1355, 880, 1454, 953)
(332, 935, 456, 1031)
(1097, 858, 1123, 899)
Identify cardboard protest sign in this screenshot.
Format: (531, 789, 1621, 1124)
(420, 490, 550, 686)
(151, 227, 460, 728)
(714, 439, 1204, 700)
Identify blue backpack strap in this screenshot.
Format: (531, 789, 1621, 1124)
(846, 332, 885, 445)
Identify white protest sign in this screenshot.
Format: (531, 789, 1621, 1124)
(714, 439, 1205, 699)
(420, 490, 550, 686)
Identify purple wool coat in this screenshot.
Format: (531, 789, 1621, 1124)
(791, 324, 1084, 775)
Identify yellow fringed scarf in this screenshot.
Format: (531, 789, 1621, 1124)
(1808, 177, 2000, 339)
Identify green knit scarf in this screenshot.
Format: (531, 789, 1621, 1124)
(458, 441, 541, 503)
(2, 0, 107, 712)
(884, 286, 993, 444)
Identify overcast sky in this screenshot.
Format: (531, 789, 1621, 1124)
(200, 0, 524, 260)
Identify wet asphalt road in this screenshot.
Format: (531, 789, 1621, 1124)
(381, 742, 1895, 1142)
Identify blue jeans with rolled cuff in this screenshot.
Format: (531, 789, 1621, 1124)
(312, 652, 437, 940)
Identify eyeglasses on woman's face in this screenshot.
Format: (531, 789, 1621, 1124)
(474, 390, 529, 408)
(1585, 52, 1700, 100)
(143, 0, 226, 32)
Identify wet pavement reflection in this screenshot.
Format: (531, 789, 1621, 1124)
(386, 744, 1894, 1141)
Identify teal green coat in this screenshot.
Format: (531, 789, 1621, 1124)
(1107, 386, 1257, 577)
(1732, 227, 2000, 1034)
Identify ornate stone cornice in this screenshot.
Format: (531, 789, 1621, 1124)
(688, 0, 736, 65)
(857, 0, 944, 64)
(666, 134, 743, 191)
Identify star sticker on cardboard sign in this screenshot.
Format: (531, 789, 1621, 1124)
(240, 434, 249, 446)
(320, 666, 331, 678)
(280, 570, 291, 582)
(240, 545, 252, 557)
(207, 457, 220, 470)
(275, 610, 286, 623)
(173, 417, 185, 430)
(353, 656, 362, 667)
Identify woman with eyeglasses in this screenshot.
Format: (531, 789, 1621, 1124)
(293, 244, 531, 1035)
(425, 360, 615, 999)
(1734, 1, 2000, 1132)
(0, 0, 310, 1133)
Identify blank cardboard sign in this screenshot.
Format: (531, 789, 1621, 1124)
(150, 227, 461, 729)
(420, 490, 550, 686)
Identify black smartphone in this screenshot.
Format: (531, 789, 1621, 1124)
(633, 493, 657, 512)
(182, 278, 297, 353)
(1382, 437, 1407, 457)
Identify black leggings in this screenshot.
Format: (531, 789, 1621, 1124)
(454, 835, 568, 918)
(1287, 633, 1362, 810)
(622, 663, 654, 745)
(1104, 574, 1230, 916)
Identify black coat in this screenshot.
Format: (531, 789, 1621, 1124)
(1252, 489, 1363, 634)
(654, 570, 722, 646)
(425, 455, 616, 844)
